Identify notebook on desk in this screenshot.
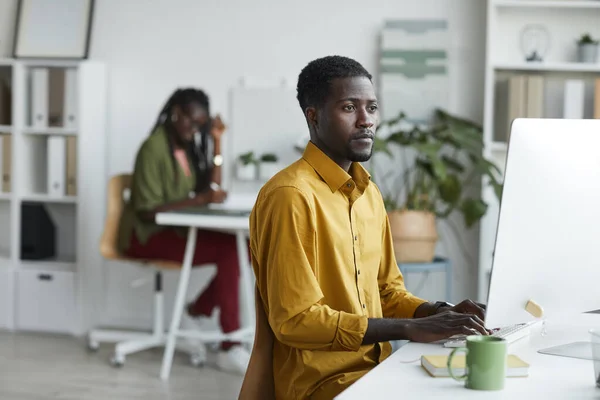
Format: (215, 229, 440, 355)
(421, 354, 529, 378)
(207, 192, 257, 212)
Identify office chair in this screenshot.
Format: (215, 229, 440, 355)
(87, 174, 203, 367)
(238, 285, 275, 400)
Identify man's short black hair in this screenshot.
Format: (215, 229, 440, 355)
(296, 55, 373, 113)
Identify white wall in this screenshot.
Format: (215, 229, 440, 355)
(1, 0, 487, 328)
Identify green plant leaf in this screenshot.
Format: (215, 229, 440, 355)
(438, 174, 461, 204)
(413, 142, 446, 180)
(460, 198, 488, 228)
(441, 155, 465, 173)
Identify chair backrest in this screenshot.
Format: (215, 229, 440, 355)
(99, 173, 132, 260)
(238, 286, 275, 400)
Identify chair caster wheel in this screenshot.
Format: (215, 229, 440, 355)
(110, 354, 125, 367)
(190, 353, 205, 367)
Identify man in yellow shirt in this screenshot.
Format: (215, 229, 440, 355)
(249, 55, 490, 400)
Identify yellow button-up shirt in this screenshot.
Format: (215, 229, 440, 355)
(249, 141, 427, 400)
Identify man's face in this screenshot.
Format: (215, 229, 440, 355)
(312, 76, 379, 164)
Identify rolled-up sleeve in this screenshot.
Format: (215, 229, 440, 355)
(250, 186, 368, 352)
(378, 214, 428, 319)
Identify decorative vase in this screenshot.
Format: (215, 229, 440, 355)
(387, 209, 438, 263)
(259, 162, 281, 181)
(578, 43, 598, 63)
(237, 162, 257, 181)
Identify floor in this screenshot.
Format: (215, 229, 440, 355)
(0, 331, 244, 400)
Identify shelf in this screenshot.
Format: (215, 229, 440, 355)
(22, 127, 77, 136)
(495, 0, 600, 8)
(21, 194, 77, 204)
(0, 125, 11, 133)
(20, 259, 76, 273)
(493, 62, 600, 73)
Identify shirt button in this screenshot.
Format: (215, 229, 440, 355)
(358, 270, 361, 275)
(362, 304, 366, 309)
(354, 235, 357, 240)
(347, 183, 351, 187)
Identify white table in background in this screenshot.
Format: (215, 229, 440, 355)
(336, 313, 600, 399)
(155, 198, 256, 380)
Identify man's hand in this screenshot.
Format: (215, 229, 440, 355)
(440, 299, 487, 321)
(404, 311, 492, 343)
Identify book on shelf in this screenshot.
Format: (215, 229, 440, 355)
(495, 74, 544, 142)
(421, 354, 530, 378)
(1, 134, 11, 192)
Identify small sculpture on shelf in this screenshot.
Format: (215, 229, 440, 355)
(576, 33, 599, 64)
(520, 24, 550, 63)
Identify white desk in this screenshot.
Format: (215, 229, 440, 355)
(337, 314, 600, 399)
(155, 205, 255, 380)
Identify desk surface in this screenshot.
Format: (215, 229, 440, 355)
(155, 207, 250, 230)
(336, 314, 600, 399)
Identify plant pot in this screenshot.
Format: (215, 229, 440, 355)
(259, 162, 281, 181)
(577, 44, 598, 63)
(387, 209, 438, 263)
(236, 162, 257, 181)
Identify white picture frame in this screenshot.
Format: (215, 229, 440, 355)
(13, 0, 94, 59)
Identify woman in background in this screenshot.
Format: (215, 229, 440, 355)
(118, 88, 250, 375)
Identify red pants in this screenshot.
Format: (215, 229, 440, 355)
(126, 228, 241, 350)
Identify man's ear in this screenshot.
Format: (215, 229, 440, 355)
(306, 106, 318, 130)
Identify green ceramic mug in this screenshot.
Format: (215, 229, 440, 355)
(447, 335, 508, 390)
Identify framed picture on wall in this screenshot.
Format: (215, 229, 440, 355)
(12, 0, 95, 59)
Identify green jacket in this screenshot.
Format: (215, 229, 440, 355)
(118, 126, 196, 252)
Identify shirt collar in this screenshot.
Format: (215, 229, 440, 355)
(302, 141, 371, 193)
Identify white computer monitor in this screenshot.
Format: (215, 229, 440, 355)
(485, 118, 600, 329)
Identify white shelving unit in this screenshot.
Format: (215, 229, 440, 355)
(478, 0, 600, 301)
(0, 58, 107, 335)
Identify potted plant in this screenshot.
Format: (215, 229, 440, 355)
(576, 33, 599, 63)
(236, 151, 258, 181)
(371, 109, 503, 263)
(259, 153, 281, 181)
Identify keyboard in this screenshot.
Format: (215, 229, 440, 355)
(443, 321, 536, 348)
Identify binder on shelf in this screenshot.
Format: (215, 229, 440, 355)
(0, 77, 11, 126)
(1, 134, 11, 192)
(48, 68, 64, 127)
(563, 79, 584, 119)
(506, 74, 527, 140)
(526, 75, 544, 118)
(64, 69, 77, 130)
(594, 78, 600, 119)
(31, 68, 49, 129)
(47, 136, 66, 197)
(66, 136, 77, 196)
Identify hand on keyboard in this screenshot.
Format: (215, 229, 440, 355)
(405, 311, 494, 343)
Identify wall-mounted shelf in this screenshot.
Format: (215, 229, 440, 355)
(494, 62, 600, 73)
(20, 194, 77, 204)
(494, 1, 600, 9)
(22, 127, 77, 136)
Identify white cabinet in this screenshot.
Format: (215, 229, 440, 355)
(16, 269, 76, 333)
(0, 59, 107, 335)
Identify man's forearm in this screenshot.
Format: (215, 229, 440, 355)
(362, 318, 412, 345)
